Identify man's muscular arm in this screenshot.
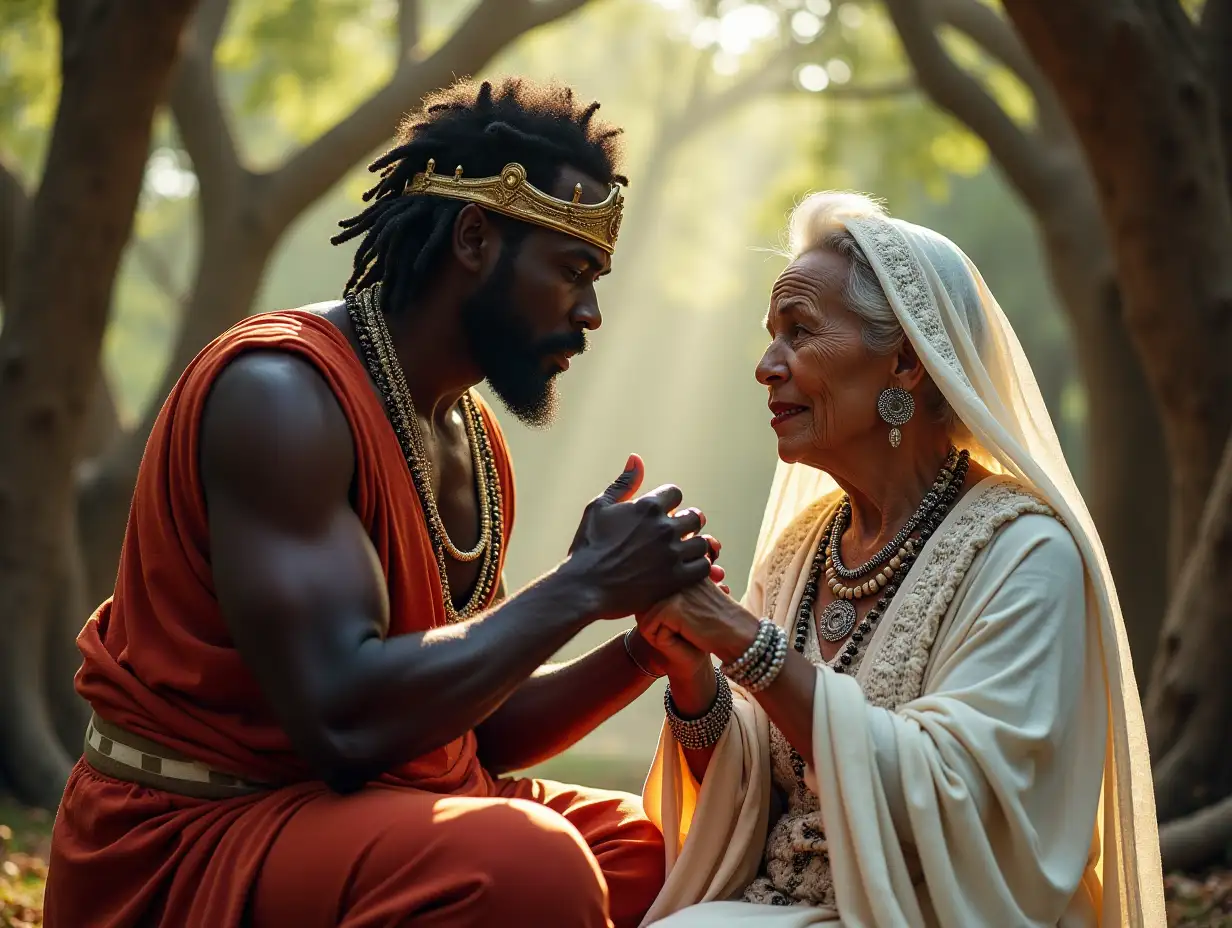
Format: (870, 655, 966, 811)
(477, 557, 729, 774)
(474, 630, 659, 774)
(201, 353, 709, 792)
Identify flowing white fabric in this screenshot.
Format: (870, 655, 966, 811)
(642, 210, 1163, 925)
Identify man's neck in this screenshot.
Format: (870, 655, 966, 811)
(385, 298, 482, 427)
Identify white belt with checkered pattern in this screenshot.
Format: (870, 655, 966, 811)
(83, 713, 264, 798)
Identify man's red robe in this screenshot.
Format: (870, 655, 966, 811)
(44, 312, 664, 927)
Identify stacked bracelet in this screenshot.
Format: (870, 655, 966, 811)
(721, 618, 789, 693)
(722, 619, 774, 679)
(664, 667, 733, 751)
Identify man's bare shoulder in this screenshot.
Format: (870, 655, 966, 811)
(200, 351, 354, 521)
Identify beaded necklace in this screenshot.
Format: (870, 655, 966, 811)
(788, 449, 970, 781)
(815, 448, 961, 640)
(828, 447, 959, 584)
(346, 283, 504, 623)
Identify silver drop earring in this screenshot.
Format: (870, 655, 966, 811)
(877, 387, 915, 448)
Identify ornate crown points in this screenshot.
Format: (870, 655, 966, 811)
(403, 160, 624, 255)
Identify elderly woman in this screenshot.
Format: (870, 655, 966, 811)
(635, 193, 1163, 927)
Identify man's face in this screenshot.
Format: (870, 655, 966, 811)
(462, 166, 612, 427)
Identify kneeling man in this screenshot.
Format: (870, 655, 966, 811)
(45, 77, 717, 928)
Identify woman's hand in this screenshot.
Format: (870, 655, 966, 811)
(643, 580, 761, 665)
(632, 536, 731, 675)
(628, 617, 709, 678)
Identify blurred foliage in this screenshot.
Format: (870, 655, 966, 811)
(0, 0, 56, 181)
(217, 0, 396, 151)
(0, 800, 49, 928)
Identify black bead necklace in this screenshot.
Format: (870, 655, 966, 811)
(787, 449, 971, 782)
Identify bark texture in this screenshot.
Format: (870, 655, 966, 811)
(0, 0, 200, 808)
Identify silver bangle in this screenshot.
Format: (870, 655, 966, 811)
(721, 620, 788, 693)
(665, 667, 733, 751)
(723, 619, 775, 677)
(623, 628, 664, 679)
(744, 626, 788, 693)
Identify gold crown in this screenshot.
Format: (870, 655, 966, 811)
(403, 160, 624, 255)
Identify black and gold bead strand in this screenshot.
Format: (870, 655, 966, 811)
(346, 284, 504, 623)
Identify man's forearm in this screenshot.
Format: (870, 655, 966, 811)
(311, 565, 598, 788)
(475, 632, 657, 774)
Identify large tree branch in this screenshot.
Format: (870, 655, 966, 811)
(882, 0, 1064, 216)
(668, 33, 915, 151)
(1148, 433, 1232, 768)
(169, 0, 240, 205)
(398, 0, 421, 58)
(0, 158, 29, 311)
(933, 0, 1039, 89)
(261, 0, 590, 228)
(131, 238, 187, 311)
(931, 0, 1070, 141)
(1159, 792, 1232, 872)
(190, 0, 229, 54)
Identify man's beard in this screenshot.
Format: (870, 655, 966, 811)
(461, 255, 586, 428)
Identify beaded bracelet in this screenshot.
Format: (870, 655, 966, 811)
(665, 667, 733, 751)
(743, 625, 788, 693)
(722, 619, 775, 678)
(721, 619, 788, 693)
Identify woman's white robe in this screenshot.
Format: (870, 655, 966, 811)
(641, 478, 1112, 927)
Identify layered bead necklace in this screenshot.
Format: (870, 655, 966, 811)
(346, 283, 504, 623)
(815, 447, 960, 644)
(787, 448, 970, 782)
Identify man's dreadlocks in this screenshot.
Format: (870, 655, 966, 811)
(332, 78, 627, 316)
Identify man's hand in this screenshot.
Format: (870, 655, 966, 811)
(562, 454, 715, 620)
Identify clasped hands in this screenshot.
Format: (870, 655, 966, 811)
(635, 532, 761, 680)
(568, 453, 760, 679)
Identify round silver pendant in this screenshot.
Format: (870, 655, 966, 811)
(819, 599, 858, 642)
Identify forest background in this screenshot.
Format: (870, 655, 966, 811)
(3, 0, 1232, 922)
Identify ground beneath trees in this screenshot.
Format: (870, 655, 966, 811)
(2, 801, 1230, 925)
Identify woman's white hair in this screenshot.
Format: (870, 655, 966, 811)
(787, 190, 960, 433)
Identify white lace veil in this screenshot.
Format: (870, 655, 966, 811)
(750, 198, 1164, 924)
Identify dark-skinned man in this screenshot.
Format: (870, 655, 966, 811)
(45, 78, 722, 928)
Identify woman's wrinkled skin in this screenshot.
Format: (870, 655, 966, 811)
(637, 246, 990, 783)
(757, 249, 889, 462)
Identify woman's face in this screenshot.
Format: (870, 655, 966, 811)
(756, 248, 892, 466)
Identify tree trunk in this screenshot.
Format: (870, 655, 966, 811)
(78, 210, 273, 607)
(46, 507, 91, 754)
(1160, 786, 1232, 873)
(1034, 193, 1170, 674)
(1204, 0, 1232, 199)
(0, 160, 28, 312)
(1003, 0, 1232, 574)
(1003, 0, 1232, 826)
(1148, 434, 1232, 823)
(0, 0, 198, 808)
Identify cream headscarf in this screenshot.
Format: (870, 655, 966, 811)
(746, 195, 1163, 923)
